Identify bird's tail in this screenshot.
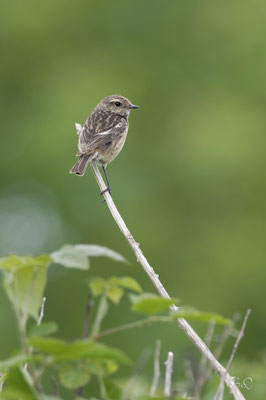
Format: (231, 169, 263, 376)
(69, 154, 91, 176)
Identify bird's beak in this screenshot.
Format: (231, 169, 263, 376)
(129, 104, 139, 109)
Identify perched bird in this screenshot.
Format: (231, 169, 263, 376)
(70, 95, 139, 194)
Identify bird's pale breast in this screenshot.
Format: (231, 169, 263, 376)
(96, 126, 128, 166)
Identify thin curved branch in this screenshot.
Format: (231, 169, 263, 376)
(89, 158, 246, 400)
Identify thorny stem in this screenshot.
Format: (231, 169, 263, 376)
(87, 155, 246, 400)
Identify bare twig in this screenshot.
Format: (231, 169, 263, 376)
(199, 314, 239, 395)
(24, 296, 46, 388)
(150, 340, 161, 397)
(94, 316, 173, 339)
(38, 297, 46, 326)
(213, 309, 251, 400)
(90, 294, 108, 338)
(86, 151, 246, 400)
(164, 351, 174, 397)
(51, 375, 59, 397)
(193, 320, 215, 399)
(225, 310, 251, 373)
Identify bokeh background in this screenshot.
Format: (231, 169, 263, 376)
(1, 0, 266, 397)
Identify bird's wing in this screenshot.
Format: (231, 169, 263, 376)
(78, 118, 127, 155)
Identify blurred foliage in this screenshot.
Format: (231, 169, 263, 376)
(1, 0, 266, 396)
(0, 247, 231, 399)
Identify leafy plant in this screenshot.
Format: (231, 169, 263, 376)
(0, 244, 231, 399)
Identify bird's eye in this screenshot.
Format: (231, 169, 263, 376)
(114, 101, 121, 107)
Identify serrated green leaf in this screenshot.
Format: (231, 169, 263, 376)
(106, 286, 124, 304)
(0, 255, 50, 321)
(58, 364, 90, 389)
(0, 355, 43, 369)
(75, 245, 126, 263)
(90, 278, 107, 297)
(172, 307, 231, 325)
(28, 338, 131, 365)
(130, 294, 178, 315)
(109, 277, 142, 293)
(101, 376, 121, 399)
(51, 245, 89, 270)
(90, 276, 141, 303)
(29, 322, 58, 338)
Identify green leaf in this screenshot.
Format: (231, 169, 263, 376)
(0, 255, 50, 321)
(0, 355, 43, 369)
(58, 364, 90, 389)
(101, 376, 121, 399)
(29, 322, 58, 338)
(0, 367, 40, 400)
(90, 278, 107, 297)
(75, 245, 126, 263)
(106, 286, 124, 304)
(0, 370, 8, 392)
(28, 338, 131, 365)
(130, 294, 178, 315)
(109, 277, 142, 293)
(51, 244, 127, 271)
(90, 276, 141, 304)
(0, 255, 51, 271)
(172, 307, 232, 325)
(103, 360, 118, 375)
(51, 245, 89, 270)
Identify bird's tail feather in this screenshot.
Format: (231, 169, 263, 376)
(69, 154, 91, 176)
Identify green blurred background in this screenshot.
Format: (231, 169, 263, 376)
(1, 0, 266, 396)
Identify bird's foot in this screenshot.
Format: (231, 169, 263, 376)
(100, 186, 112, 196)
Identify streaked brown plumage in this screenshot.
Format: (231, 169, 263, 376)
(69, 95, 139, 193)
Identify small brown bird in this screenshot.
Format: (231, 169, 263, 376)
(70, 95, 139, 194)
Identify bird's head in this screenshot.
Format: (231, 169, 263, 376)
(98, 95, 139, 118)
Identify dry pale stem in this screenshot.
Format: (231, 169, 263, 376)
(88, 157, 246, 400)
